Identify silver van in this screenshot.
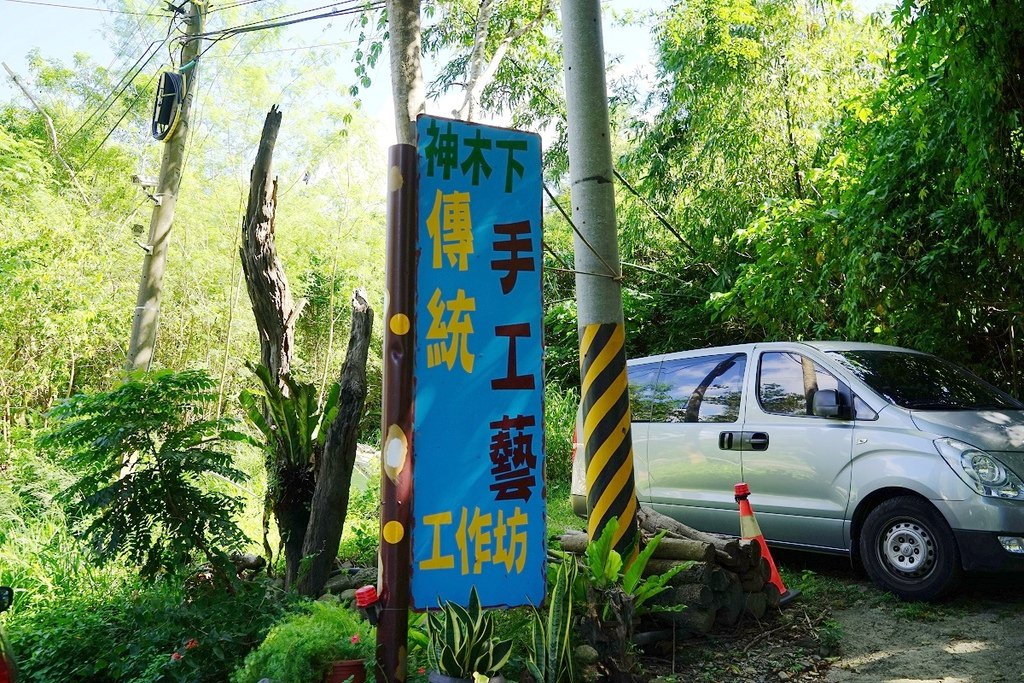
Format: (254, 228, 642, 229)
(570, 342, 1024, 600)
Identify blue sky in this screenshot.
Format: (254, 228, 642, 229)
(0, 0, 886, 143)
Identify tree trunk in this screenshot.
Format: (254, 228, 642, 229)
(388, 0, 425, 144)
(240, 106, 307, 588)
(297, 289, 374, 597)
(239, 105, 299, 388)
(276, 464, 316, 588)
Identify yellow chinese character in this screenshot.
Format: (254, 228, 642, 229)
(419, 511, 455, 570)
(425, 189, 473, 271)
(468, 508, 493, 575)
(492, 510, 513, 572)
(492, 508, 529, 574)
(426, 288, 476, 373)
(454, 507, 494, 575)
(455, 507, 469, 575)
(506, 507, 529, 573)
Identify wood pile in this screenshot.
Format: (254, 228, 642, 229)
(558, 506, 781, 636)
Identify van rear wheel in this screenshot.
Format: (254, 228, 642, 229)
(859, 496, 961, 601)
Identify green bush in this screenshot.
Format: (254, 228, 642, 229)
(233, 602, 376, 683)
(8, 576, 300, 683)
(38, 370, 251, 583)
(338, 470, 381, 566)
(544, 385, 579, 487)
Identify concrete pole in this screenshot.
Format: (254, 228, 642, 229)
(126, 1, 204, 371)
(560, 0, 639, 555)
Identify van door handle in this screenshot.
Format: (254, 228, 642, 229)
(718, 431, 736, 450)
(748, 432, 770, 451)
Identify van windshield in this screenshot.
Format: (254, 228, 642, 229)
(828, 350, 1023, 411)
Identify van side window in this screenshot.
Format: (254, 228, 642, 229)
(759, 352, 840, 417)
(655, 353, 746, 423)
(628, 363, 661, 423)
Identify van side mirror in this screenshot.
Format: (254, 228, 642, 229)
(812, 389, 843, 418)
(0, 587, 12, 612)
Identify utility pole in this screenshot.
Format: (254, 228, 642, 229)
(560, 0, 640, 555)
(125, 1, 204, 371)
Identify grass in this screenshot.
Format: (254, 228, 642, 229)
(547, 480, 584, 538)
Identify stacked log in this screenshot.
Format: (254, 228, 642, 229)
(557, 505, 784, 636)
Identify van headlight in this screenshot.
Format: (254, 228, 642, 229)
(935, 438, 1024, 499)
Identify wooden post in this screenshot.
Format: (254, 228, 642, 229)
(379, 2, 424, 679)
(126, 0, 204, 371)
(376, 144, 418, 683)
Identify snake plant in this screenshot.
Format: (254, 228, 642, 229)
(426, 586, 513, 679)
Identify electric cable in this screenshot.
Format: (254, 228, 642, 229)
(62, 9, 184, 149)
(78, 68, 162, 168)
(205, 0, 270, 12)
(61, 38, 167, 148)
(188, 0, 383, 59)
(0, 0, 167, 15)
(55, 0, 166, 138)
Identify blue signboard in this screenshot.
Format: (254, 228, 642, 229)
(411, 115, 545, 609)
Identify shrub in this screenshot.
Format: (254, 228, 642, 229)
(233, 602, 376, 683)
(337, 469, 381, 566)
(37, 370, 250, 584)
(8, 575, 300, 683)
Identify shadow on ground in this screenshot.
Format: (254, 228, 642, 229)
(772, 549, 1024, 683)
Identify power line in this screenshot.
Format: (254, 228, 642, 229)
(0, 0, 168, 15)
(206, 0, 270, 12)
(61, 8, 184, 147)
(78, 69, 161, 168)
(189, 0, 384, 58)
(194, 0, 365, 36)
(201, 38, 357, 57)
(53, 0, 167, 138)
(61, 37, 168, 149)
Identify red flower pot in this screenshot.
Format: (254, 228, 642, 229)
(324, 659, 367, 683)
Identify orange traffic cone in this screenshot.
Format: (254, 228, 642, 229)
(735, 482, 799, 606)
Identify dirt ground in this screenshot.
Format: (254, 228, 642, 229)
(647, 551, 1024, 683)
(823, 572, 1024, 683)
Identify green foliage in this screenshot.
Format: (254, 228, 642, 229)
(426, 586, 514, 678)
(232, 602, 375, 683)
(8, 575, 300, 683)
(37, 370, 249, 580)
(526, 559, 577, 683)
(240, 362, 339, 468)
(338, 469, 381, 566)
(544, 384, 579, 487)
(580, 518, 689, 616)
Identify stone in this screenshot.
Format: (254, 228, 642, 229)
(574, 644, 600, 665)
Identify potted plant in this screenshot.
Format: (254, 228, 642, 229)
(426, 587, 513, 683)
(232, 602, 375, 683)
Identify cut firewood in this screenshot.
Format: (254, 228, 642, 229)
(744, 591, 768, 619)
(668, 607, 716, 634)
(660, 583, 715, 609)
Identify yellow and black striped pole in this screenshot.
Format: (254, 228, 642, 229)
(580, 322, 639, 555)
(562, 0, 639, 556)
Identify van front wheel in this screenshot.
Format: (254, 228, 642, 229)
(859, 496, 962, 601)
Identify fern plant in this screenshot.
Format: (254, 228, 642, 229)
(37, 370, 249, 583)
(238, 361, 339, 470)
